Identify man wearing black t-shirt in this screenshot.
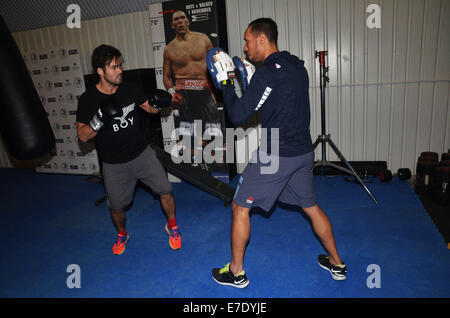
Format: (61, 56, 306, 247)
(76, 45, 181, 254)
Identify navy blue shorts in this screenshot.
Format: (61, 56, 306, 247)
(233, 151, 317, 211)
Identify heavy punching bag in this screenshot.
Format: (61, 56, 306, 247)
(0, 15, 55, 160)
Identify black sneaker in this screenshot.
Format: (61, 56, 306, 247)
(318, 254, 347, 280)
(212, 263, 249, 288)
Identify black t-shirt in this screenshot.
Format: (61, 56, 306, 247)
(76, 81, 148, 163)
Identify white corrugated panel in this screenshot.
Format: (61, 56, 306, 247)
(2, 0, 449, 174)
(225, 0, 450, 173)
(12, 11, 154, 75)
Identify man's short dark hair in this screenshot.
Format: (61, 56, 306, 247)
(248, 18, 278, 45)
(91, 44, 123, 72)
(172, 9, 188, 21)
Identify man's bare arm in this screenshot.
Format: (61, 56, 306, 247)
(163, 48, 174, 90)
(140, 100, 160, 114)
(204, 34, 213, 51)
(77, 122, 97, 143)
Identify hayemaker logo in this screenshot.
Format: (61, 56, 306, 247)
(246, 196, 254, 204)
(184, 80, 205, 90)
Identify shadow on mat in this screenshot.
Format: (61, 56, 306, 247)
(249, 202, 328, 252)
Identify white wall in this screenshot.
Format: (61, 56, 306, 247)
(225, 0, 450, 173)
(3, 0, 450, 174)
(12, 11, 154, 76)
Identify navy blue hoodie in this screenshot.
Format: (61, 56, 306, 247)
(222, 51, 313, 157)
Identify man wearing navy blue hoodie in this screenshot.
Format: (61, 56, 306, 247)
(211, 18, 346, 288)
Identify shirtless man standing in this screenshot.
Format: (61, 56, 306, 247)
(163, 10, 224, 166)
(163, 10, 213, 96)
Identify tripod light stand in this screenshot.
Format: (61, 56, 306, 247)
(313, 50, 378, 205)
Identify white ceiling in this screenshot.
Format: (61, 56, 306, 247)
(0, 0, 166, 32)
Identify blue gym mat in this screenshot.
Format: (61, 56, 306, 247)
(0, 168, 449, 298)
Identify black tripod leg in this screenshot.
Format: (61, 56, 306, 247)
(94, 195, 107, 206)
(313, 137, 321, 149)
(313, 136, 328, 175)
(326, 138, 379, 205)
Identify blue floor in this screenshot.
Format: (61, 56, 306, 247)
(0, 168, 449, 298)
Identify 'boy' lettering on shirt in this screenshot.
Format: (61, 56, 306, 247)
(112, 103, 135, 132)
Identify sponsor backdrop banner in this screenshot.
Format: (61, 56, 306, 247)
(24, 46, 100, 175)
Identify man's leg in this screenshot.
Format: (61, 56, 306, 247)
(134, 146, 180, 249)
(211, 201, 251, 288)
(110, 208, 129, 255)
(110, 209, 126, 233)
(229, 202, 251, 276)
(102, 160, 134, 255)
(160, 192, 181, 250)
(160, 193, 176, 220)
(136, 147, 175, 221)
(302, 204, 343, 265)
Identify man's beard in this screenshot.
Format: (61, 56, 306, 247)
(105, 73, 122, 85)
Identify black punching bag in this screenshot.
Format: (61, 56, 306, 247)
(0, 15, 55, 160)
